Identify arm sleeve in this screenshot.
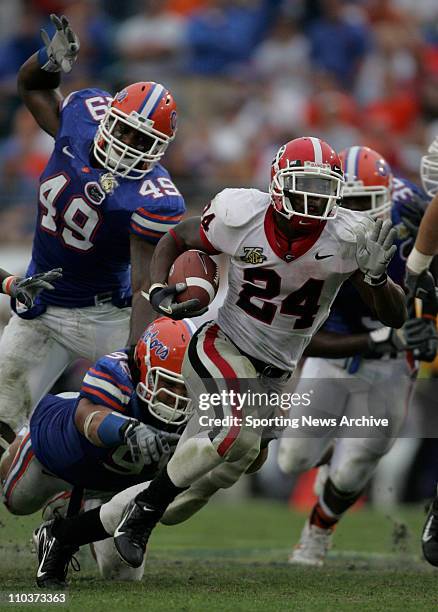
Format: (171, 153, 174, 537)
(79, 358, 132, 412)
(198, 191, 239, 255)
(130, 204, 184, 245)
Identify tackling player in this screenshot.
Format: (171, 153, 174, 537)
(0, 14, 192, 452)
(92, 136, 406, 569)
(277, 147, 437, 566)
(412, 134, 438, 566)
(0, 317, 194, 586)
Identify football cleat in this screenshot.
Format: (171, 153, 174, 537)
(114, 500, 161, 568)
(288, 520, 333, 567)
(34, 520, 79, 589)
(422, 489, 438, 566)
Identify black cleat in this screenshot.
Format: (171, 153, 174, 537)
(114, 500, 161, 568)
(422, 491, 438, 567)
(34, 520, 79, 589)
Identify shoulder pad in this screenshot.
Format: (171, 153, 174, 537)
(211, 189, 269, 228)
(330, 208, 373, 244)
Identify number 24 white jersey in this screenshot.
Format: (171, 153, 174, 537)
(199, 188, 372, 371)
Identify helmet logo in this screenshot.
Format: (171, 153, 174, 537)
(115, 89, 128, 103)
(144, 326, 169, 360)
(376, 160, 389, 176)
(170, 110, 177, 131)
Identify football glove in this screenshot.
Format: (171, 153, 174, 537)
(123, 421, 180, 467)
(143, 283, 208, 320)
(367, 318, 438, 361)
(40, 14, 80, 73)
(356, 218, 397, 286)
(6, 268, 62, 309)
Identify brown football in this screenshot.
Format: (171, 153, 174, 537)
(168, 250, 219, 308)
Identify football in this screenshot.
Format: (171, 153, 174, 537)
(168, 250, 219, 309)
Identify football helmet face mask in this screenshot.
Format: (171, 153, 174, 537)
(270, 137, 344, 223)
(339, 146, 392, 219)
(94, 81, 177, 180)
(135, 317, 195, 426)
(421, 136, 438, 197)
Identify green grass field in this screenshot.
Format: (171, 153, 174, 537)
(0, 500, 437, 611)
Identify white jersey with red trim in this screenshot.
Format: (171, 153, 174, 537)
(199, 188, 372, 371)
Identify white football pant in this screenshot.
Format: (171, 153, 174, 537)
(0, 304, 130, 431)
(278, 356, 413, 494)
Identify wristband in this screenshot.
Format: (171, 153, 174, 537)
(37, 47, 50, 68)
(407, 247, 433, 275)
(364, 273, 387, 288)
(96, 412, 131, 447)
(1, 276, 16, 296)
(148, 283, 166, 294)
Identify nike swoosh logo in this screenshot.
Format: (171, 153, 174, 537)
(114, 504, 137, 538)
(422, 515, 434, 543)
(315, 252, 333, 260)
(36, 533, 55, 578)
(62, 145, 75, 159)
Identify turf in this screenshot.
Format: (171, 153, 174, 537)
(0, 500, 436, 611)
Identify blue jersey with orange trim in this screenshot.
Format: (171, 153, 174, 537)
(29, 350, 163, 491)
(22, 88, 184, 312)
(324, 177, 429, 335)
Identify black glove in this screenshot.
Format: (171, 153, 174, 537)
(404, 269, 437, 315)
(145, 283, 208, 320)
(367, 319, 438, 361)
(405, 318, 438, 362)
(9, 268, 63, 309)
(123, 420, 180, 466)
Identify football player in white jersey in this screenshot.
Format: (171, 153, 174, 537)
(30, 137, 407, 572)
(278, 146, 437, 566)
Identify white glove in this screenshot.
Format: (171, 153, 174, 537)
(40, 14, 80, 73)
(355, 218, 397, 286)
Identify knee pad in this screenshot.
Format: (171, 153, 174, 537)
(277, 439, 315, 475)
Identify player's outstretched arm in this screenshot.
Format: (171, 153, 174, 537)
(17, 14, 79, 137)
(74, 398, 177, 465)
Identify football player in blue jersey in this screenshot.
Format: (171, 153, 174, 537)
(0, 316, 196, 585)
(277, 146, 438, 566)
(0, 15, 202, 452)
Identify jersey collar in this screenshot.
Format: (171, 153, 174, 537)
(264, 206, 326, 263)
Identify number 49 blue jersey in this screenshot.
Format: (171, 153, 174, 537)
(24, 88, 185, 312)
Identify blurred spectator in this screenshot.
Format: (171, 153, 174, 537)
(253, 14, 310, 87)
(307, 0, 370, 89)
(116, 0, 186, 82)
(185, 0, 283, 76)
(0, 8, 41, 90)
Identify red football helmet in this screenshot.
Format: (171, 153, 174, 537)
(94, 81, 178, 180)
(339, 146, 392, 218)
(270, 136, 344, 222)
(135, 317, 195, 425)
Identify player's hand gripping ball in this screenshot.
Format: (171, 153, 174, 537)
(168, 250, 219, 309)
